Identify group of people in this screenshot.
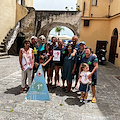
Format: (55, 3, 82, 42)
(19, 35, 98, 103)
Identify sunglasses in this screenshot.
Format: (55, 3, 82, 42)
(68, 47, 72, 49)
(79, 44, 84, 46)
(40, 38, 45, 40)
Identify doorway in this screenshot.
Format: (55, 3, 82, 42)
(96, 40, 108, 54)
(108, 28, 118, 64)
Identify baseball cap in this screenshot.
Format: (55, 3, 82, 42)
(79, 41, 86, 45)
(31, 36, 37, 40)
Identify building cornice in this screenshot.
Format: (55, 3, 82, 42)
(81, 13, 120, 21)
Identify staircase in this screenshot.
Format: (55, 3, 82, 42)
(0, 22, 20, 58)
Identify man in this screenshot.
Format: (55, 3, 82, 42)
(79, 47, 98, 103)
(30, 36, 38, 62)
(75, 41, 86, 89)
(70, 36, 80, 89)
(30, 36, 38, 81)
(53, 40, 65, 88)
(50, 36, 58, 84)
(50, 36, 58, 50)
(71, 35, 80, 57)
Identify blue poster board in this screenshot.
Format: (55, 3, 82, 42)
(25, 65, 50, 101)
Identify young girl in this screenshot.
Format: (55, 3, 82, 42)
(79, 63, 91, 103)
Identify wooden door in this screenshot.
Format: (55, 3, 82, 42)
(108, 36, 118, 64)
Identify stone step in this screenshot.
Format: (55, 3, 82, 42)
(0, 53, 10, 59)
(0, 45, 4, 48)
(0, 52, 8, 56)
(1, 42, 5, 45)
(3, 39, 7, 42)
(0, 48, 5, 52)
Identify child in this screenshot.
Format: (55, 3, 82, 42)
(79, 63, 91, 103)
(35, 55, 45, 73)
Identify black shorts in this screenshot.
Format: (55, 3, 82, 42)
(33, 65, 38, 73)
(75, 68, 79, 79)
(91, 79, 97, 86)
(45, 62, 52, 69)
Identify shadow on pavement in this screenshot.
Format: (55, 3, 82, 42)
(65, 98, 91, 106)
(49, 86, 85, 106)
(49, 86, 77, 97)
(4, 85, 21, 95)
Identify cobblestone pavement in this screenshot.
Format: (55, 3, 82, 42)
(0, 56, 120, 120)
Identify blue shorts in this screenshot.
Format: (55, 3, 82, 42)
(91, 79, 97, 86)
(79, 83, 90, 93)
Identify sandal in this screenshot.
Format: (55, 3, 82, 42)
(20, 88, 25, 93)
(52, 85, 57, 88)
(92, 98, 96, 103)
(25, 84, 29, 89)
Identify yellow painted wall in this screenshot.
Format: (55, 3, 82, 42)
(0, 0, 16, 43)
(90, 0, 109, 17)
(0, 0, 28, 44)
(16, 3, 28, 23)
(78, 0, 120, 67)
(77, 0, 83, 12)
(109, 17, 120, 67)
(78, 0, 109, 17)
(24, 0, 33, 7)
(110, 0, 120, 16)
(80, 19, 110, 53)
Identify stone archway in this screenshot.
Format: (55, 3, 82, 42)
(37, 22, 79, 41)
(35, 11, 81, 41)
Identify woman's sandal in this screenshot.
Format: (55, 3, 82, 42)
(92, 98, 96, 103)
(20, 88, 25, 93)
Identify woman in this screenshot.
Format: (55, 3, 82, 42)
(19, 39, 34, 93)
(62, 44, 77, 92)
(37, 35, 45, 63)
(40, 43, 53, 90)
(54, 40, 65, 88)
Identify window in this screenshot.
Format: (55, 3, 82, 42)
(92, 0, 97, 6)
(84, 20, 90, 26)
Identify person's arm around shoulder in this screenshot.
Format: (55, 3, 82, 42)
(71, 49, 77, 57)
(19, 49, 24, 71)
(30, 49, 34, 70)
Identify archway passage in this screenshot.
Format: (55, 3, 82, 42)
(108, 28, 118, 64)
(35, 11, 81, 41)
(37, 22, 78, 41)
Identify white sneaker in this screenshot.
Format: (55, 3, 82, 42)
(80, 98, 83, 103)
(83, 99, 87, 104)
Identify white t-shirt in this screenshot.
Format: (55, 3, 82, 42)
(80, 71, 91, 84)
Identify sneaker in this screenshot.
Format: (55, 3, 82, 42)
(83, 99, 87, 104)
(80, 98, 83, 103)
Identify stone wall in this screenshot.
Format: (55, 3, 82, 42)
(35, 11, 81, 41)
(20, 7, 35, 39)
